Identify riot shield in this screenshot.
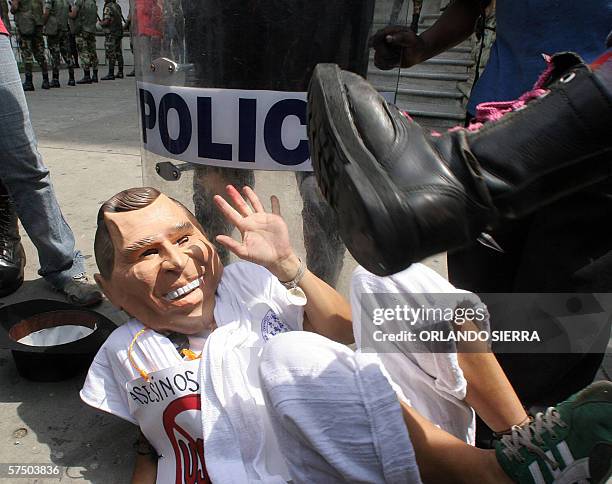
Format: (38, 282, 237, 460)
(132, 0, 426, 293)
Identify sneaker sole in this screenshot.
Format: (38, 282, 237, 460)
(308, 64, 418, 276)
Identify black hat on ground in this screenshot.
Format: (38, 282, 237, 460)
(0, 299, 116, 382)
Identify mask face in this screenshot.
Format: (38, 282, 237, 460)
(97, 194, 222, 334)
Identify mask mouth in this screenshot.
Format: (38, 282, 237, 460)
(164, 275, 205, 301)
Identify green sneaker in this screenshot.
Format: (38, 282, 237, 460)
(495, 380, 612, 484)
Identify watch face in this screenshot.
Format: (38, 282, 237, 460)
(286, 287, 307, 306)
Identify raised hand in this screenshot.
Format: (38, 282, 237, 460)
(213, 185, 299, 280)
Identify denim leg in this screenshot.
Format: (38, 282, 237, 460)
(0, 35, 84, 287)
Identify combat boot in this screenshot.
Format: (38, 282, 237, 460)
(67, 67, 76, 86)
(116, 60, 124, 79)
(41, 70, 50, 89)
(308, 52, 612, 276)
(22, 71, 35, 92)
(92, 69, 99, 83)
(101, 61, 115, 80)
(76, 69, 92, 84)
(0, 192, 26, 298)
(410, 13, 420, 33)
(50, 68, 61, 88)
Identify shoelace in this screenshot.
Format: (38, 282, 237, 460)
(500, 407, 568, 469)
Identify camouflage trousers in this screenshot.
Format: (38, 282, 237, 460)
(76, 31, 98, 69)
(46, 30, 73, 69)
(104, 33, 123, 65)
(19, 26, 48, 71)
(389, 0, 423, 25)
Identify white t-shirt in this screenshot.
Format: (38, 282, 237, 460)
(350, 263, 486, 445)
(80, 262, 304, 484)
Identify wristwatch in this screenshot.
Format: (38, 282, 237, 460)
(278, 257, 307, 306)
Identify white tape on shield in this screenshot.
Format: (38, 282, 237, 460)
(137, 81, 395, 171)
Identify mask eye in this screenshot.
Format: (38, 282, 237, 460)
(140, 248, 158, 258)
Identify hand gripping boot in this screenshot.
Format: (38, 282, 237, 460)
(307, 52, 612, 276)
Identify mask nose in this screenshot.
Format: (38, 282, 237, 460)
(161, 242, 187, 270)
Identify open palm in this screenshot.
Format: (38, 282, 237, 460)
(213, 185, 294, 270)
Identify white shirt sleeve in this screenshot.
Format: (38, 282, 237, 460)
(80, 326, 138, 425)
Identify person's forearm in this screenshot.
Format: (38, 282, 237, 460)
(299, 269, 354, 344)
(417, 0, 480, 62)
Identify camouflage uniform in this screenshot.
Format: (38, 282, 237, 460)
(13, 0, 50, 89)
(389, 0, 423, 32)
(73, 0, 98, 70)
(101, 0, 123, 78)
(44, 0, 73, 85)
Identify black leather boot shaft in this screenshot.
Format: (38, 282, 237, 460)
(68, 67, 75, 86)
(22, 71, 35, 92)
(76, 69, 92, 84)
(41, 71, 50, 90)
(0, 194, 26, 297)
(101, 61, 115, 80)
(465, 53, 612, 220)
(51, 68, 61, 88)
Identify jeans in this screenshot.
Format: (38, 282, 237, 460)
(0, 34, 85, 287)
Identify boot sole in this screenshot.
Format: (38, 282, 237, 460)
(308, 64, 416, 276)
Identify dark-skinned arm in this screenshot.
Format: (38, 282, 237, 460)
(371, 0, 481, 69)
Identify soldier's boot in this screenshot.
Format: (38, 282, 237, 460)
(92, 69, 99, 83)
(41, 70, 50, 90)
(67, 66, 76, 86)
(0, 190, 26, 298)
(308, 52, 612, 276)
(50, 67, 61, 88)
(76, 68, 92, 84)
(116, 59, 124, 79)
(126, 68, 135, 77)
(22, 70, 35, 92)
(410, 13, 420, 33)
(101, 61, 115, 80)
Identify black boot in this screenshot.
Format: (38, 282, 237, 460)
(76, 69, 92, 84)
(67, 67, 76, 86)
(308, 53, 612, 276)
(116, 60, 124, 79)
(92, 69, 99, 83)
(101, 61, 115, 80)
(0, 190, 26, 297)
(22, 70, 35, 91)
(41, 70, 50, 89)
(410, 13, 420, 33)
(126, 68, 135, 77)
(50, 68, 61, 88)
